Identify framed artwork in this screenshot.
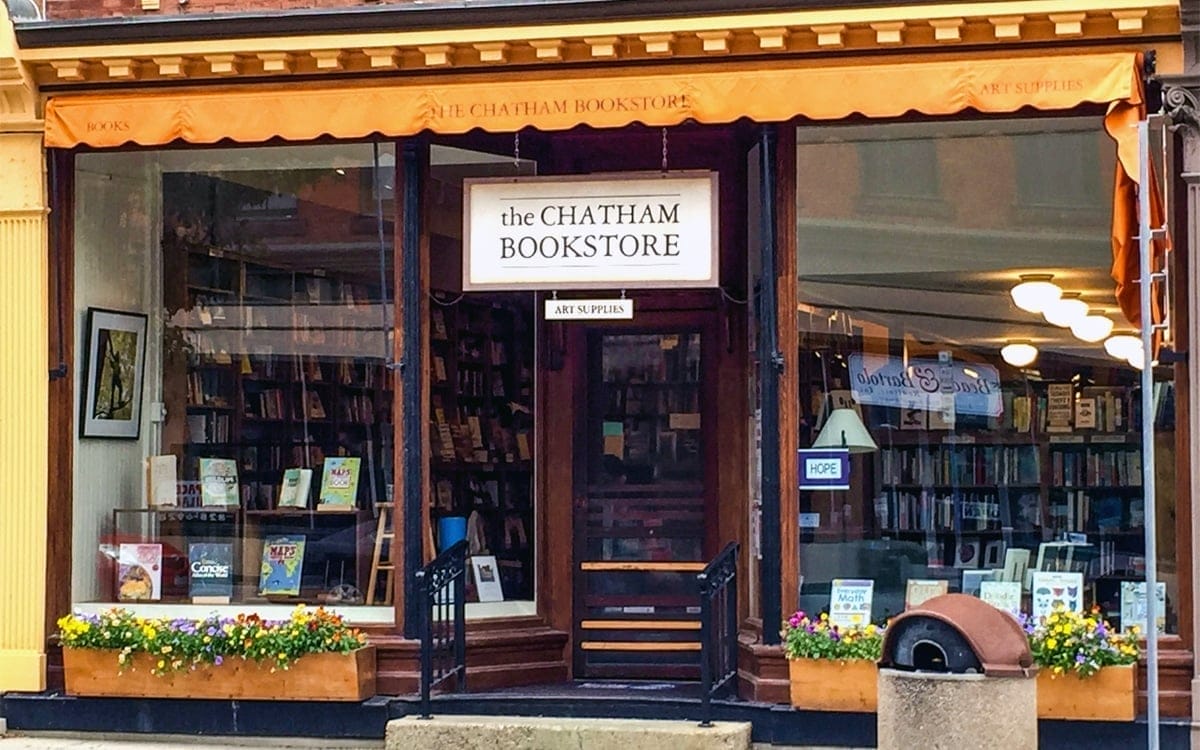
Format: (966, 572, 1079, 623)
(470, 555, 505, 603)
(80, 308, 148, 439)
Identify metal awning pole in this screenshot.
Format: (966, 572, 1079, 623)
(1136, 117, 1160, 750)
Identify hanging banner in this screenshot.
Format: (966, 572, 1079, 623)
(848, 354, 1003, 418)
(463, 172, 718, 291)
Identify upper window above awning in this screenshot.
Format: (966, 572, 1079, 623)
(44, 50, 1143, 149)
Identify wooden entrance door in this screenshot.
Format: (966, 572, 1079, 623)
(573, 321, 715, 679)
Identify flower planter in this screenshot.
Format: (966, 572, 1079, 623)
(788, 657, 877, 712)
(1036, 663, 1135, 721)
(63, 645, 376, 701)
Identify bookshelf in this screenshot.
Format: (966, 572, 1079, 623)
(160, 229, 395, 604)
(428, 292, 535, 601)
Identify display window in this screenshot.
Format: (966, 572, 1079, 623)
(73, 143, 397, 621)
(425, 144, 539, 619)
(794, 117, 1179, 634)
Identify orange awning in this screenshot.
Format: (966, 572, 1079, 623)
(44, 51, 1143, 149)
(45, 49, 1159, 331)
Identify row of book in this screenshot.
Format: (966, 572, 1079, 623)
(879, 445, 1041, 486)
(1047, 491, 1144, 533)
(1050, 448, 1142, 488)
(187, 370, 233, 408)
(875, 490, 1029, 532)
(187, 413, 232, 444)
(117, 536, 308, 602)
(148, 455, 361, 510)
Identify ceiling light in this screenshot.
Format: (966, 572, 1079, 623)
(1043, 292, 1088, 327)
(1010, 274, 1062, 314)
(1104, 334, 1142, 360)
(1127, 347, 1145, 370)
(1001, 341, 1038, 367)
(1069, 310, 1115, 343)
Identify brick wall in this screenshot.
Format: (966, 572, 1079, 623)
(44, 0, 387, 21)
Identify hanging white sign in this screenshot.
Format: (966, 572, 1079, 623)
(544, 298, 634, 320)
(848, 354, 1003, 418)
(463, 172, 718, 291)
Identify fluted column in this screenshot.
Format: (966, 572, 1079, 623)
(0, 131, 48, 692)
(0, 0, 47, 692)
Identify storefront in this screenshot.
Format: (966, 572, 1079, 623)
(0, 0, 1194, 730)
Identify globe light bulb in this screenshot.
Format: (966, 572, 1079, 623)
(1069, 311, 1114, 343)
(1042, 293, 1088, 327)
(1128, 345, 1147, 369)
(1010, 274, 1062, 314)
(1000, 341, 1038, 367)
(1104, 334, 1141, 360)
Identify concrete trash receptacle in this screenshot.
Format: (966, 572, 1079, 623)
(876, 593, 1038, 750)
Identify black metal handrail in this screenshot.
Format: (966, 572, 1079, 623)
(697, 541, 739, 727)
(416, 539, 468, 719)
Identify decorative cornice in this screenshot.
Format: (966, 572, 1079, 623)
(10, 0, 1183, 89)
(0, 3, 39, 130)
(1163, 81, 1199, 133)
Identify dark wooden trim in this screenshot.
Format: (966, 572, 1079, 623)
(736, 619, 789, 704)
(371, 621, 569, 695)
(398, 139, 426, 638)
(45, 149, 76, 690)
(774, 124, 799, 624)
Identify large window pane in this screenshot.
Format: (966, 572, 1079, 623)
(75, 143, 396, 619)
(794, 118, 1178, 635)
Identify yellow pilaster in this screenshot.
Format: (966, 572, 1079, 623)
(0, 1, 48, 694)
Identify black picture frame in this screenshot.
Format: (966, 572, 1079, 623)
(80, 307, 148, 439)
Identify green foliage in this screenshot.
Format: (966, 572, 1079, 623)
(58, 606, 366, 675)
(1024, 605, 1140, 678)
(781, 610, 883, 662)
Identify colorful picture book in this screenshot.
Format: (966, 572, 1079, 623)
(199, 457, 239, 507)
(188, 543, 233, 603)
(259, 535, 306, 596)
(318, 456, 361, 510)
(1031, 570, 1084, 621)
(277, 468, 314, 509)
(117, 543, 162, 601)
(829, 578, 873, 629)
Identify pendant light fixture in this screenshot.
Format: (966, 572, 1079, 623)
(1104, 333, 1141, 361)
(1000, 340, 1038, 367)
(1069, 310, 1115, 343)
(1042, 292, 1088, 327)
(1009, 274, 1062, 314)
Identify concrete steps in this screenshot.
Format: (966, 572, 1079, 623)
(385, 715, 751, 750)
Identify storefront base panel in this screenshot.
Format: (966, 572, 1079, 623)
(735, 638, 789, 705)
(371, 624, 568, 695)
(1138, 650, 1194, 718)
(0, 650, 46, 693)
(2, 691, 1191, 748)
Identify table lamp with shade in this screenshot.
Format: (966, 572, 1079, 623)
(812, 407, 878, 453)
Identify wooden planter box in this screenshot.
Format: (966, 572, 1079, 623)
(63, 645, 376, 701)
(788, 657, 877, 712)
(1036, 663, 1135, 721)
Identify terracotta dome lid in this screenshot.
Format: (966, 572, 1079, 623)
(880, 593, 1037, 678)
